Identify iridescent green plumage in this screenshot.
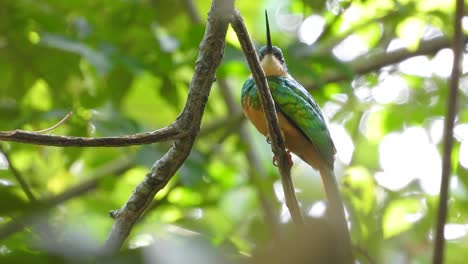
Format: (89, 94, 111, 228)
(241, 76, 336, 168)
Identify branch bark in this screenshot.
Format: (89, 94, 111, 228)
(306, 34, 468, 90)
(231, 10, 304, 227)
(0, 124, 184, 147)
(101, 0, 234, 254)
(432, 0, 464, 263)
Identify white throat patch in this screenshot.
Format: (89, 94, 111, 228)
(260, 54, 288, 77)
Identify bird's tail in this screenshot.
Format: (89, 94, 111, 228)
(319, 167, 354, 263)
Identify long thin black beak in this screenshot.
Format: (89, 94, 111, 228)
(265, 10, 273, 53)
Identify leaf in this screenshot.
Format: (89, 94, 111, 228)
(382, 198, 425, 238)
(168, 187, 203, 207)
(343, 166, 375, 214)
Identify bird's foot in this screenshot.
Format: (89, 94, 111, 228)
(272, 150, 293, 167)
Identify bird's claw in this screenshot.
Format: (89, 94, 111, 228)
(272, 150, 293, 167)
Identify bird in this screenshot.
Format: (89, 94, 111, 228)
(241, 11, 353, 262)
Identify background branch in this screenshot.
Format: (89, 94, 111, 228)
(432, 0, 464, 263)
(0, 147, 36, 202)
(307, 35, 468, 90)
(0, 156, 133, 240)
(231, 10, 304, 227)
(183, 0, 202, 25)
(198, 112, 245, 138)
(101, 0, 234, 254)
(218, 78, 280, 240)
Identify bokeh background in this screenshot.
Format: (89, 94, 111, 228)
(0, 0, 467, 263)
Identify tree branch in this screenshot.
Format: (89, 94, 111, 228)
(307, 34, 468, 90)
(231, 10, 304, 227)
(101, 0, 234, 254)
(432, 0, 464, 263)
(0, 124, 185, 147)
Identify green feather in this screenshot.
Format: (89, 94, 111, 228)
(241, 76, 336, 167)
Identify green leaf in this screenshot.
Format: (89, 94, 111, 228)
(343, 166, 375, 214)
(168, 187, 203, 207)
(21, 79, 52, 111)
(382, 198, 425, 238)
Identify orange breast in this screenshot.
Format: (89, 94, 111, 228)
(243, 105, 324, 171)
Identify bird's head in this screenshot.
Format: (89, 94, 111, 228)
(259, 11, 288, 77)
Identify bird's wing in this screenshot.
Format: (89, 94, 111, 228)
(268, 76, 336, 167)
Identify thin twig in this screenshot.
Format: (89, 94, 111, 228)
(101, 0, 234, 254)
(35, 111, 73, 134)
(0, 124, 184, 147)
(432, 0, 464, 263)
(231, 10, 304, 227)
(183, 0, 202, 25)
(0, 147, 36, 202)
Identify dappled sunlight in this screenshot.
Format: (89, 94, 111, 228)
(353, 85, 372, 102)
(273, 180, 285, 203)
(456, 124, 468, 169)
(329, 123, 354, 165)
(463, 16, 468, 31)
(460, 140, 468, 169)
(387, 38, 409, 52)
(130, 234, 155, 249)
(372, 73, 409, 104)
(398, 56, 432, 77)
(280, 203, 292, 223)
(308, 201, 326, 218)
(0, 152, 7, 170)
(432, 49, 453, 77)
(276, 9, 303, 32)
(443, 223, 468, 240)
(376, 127, 442, 194)
(298, 15, 325, 45)
(332, 35, 369, 61)
(429, 118, 444, 144)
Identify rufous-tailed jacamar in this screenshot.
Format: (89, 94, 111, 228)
(241, 11, 353, 262)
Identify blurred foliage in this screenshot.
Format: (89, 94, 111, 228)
(0, 0, 468, 263)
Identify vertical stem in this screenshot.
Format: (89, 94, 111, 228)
(231, 10, 304, 227)
(432, 0, 464, 263)
(0, 147, 36, 202)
